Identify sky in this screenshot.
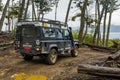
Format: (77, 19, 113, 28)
(1, 0, 120, 30)
(44, 0, 120, 27)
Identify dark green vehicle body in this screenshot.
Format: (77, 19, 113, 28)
(15, 19, 79, 64)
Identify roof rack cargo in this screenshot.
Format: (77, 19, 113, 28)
(18, 18, 68, 28)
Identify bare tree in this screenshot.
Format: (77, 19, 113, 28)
(24, 0, 30, 20)
(93, 0, 105, 45)
(18, 0, 25, 22)
(102, 0, 109, 46)
(0, 0, 10, 31)
(106, 0, 119, 46)
(55, 0, 59, 20)
(32, 0, 37, 20)
(65, 0, 72, 24)
(78, 0, 88, 43)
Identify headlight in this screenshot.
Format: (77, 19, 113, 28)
(36, 40, 40, 45)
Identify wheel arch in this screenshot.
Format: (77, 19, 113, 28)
(49, 44, 58, 52)
(74, 44, 79, 48)
(50, 47, 58, 52)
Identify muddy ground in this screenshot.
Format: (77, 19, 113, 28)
(0, 47, 119, 80)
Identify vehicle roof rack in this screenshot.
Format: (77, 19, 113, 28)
(18, 18, 68, 27)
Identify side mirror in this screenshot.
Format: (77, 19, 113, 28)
(69, 27, 72, 31)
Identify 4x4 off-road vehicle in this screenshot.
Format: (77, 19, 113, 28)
(15, 19, 79, 64)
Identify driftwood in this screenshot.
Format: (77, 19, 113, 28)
(0, 41, 14, 50)
(82, 43, 116, 52)
(108, 50, 120, 60)
(101, 50, 120, 67)
(78, 64, 120, 78)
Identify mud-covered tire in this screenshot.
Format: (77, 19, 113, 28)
(71, 45, 78, 57)
(46, 49, 58, 65)
(23, 55, 33, 61)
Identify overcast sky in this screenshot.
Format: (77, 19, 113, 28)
(45, 0, 120, 27)
(1, 0, 120, 30)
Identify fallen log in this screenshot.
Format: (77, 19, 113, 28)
(82, 43, 116, 52)
(0, 41, 14, 50)
(78, 64, 120, 78)
(82, 43, 115, 50)
(108, 50, 120, 60)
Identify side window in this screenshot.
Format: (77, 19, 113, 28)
(43, 28, 56, 38)
(56, 29, 63, 39)
(63, 29, 70, 39)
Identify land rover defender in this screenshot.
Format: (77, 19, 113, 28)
(15, 19, 79, 65)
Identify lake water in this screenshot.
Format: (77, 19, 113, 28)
(101, 32, 120, 39)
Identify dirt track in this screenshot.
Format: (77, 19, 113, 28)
(0, 47, 116, 80)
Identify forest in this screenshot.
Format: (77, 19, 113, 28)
(0, 0, 120, 47)
(0, 0, 120, 80)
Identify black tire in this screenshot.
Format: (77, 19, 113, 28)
(46, 49, 58, 65)
(71, 45, 78, 57)
(23, 55, 33, 61)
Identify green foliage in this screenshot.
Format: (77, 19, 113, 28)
(111, 39, 120, 49)
(72, 30, 78, 39)
(0, 5, 3, 11)
(108, 39, 120, 50)
(0, 1, 3, 11)
(73, 0, 93, 9)
(108, 40, 114, 47)
(112, 39, 120, 44)
(34, 0, 53, 14)
(7, 2, 19, 18)
(83, 34, 93, 43)
(72, 31, 93, 44)
(85, 17, 94, 26)
(9, 7, 19, 17)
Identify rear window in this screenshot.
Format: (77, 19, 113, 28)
(22, 27, 35, 37)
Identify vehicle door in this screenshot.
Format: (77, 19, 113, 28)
(56, 29, 64, 52)
(63, 29, 72, 50)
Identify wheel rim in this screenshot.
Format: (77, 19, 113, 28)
(50, 51, 57, 63)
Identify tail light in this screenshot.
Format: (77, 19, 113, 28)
(24, 47, 31, 51)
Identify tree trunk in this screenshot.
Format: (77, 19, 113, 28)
(65, 0, 72, 24)
(82, 23, 88, 41)
(78, 0, 88, 43)
(0, 0, 2, 11)
(11, 0, 14, 31)
(0, 0, 2, 6)
(78, 64, 120, 78)
(93, 0, 100, 44)
(103, 0, 109, 46)
(0, 0, 10, 31)
(103, 12, 107, 46)
(24, 0, 30, 20)
(18, 0, 25, 22)
(55, 2, 58, 21)
(94, 0, 97, 33)
(32, 0, 36, 20)
(106, 12, 112, 47)
(42, 13, 44, 20)
(93, 6, 104, 45)
(11, 18, 13, 31)
(38, 13, 41, 20)
(8, 18, 10, 32)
